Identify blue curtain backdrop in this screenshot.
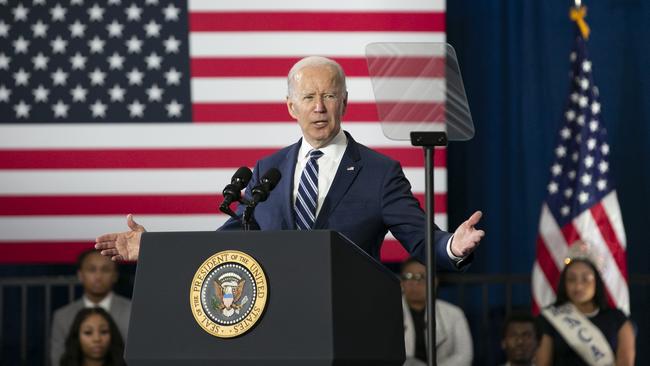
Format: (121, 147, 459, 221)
(446, 0, 649, 362)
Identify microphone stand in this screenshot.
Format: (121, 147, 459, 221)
(410, 131, 447, 366)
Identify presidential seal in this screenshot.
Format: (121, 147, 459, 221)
(190, 250, 268, 338)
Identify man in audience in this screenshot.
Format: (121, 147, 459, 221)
(400, 257, 473, 366)
(50, 249, 131, 366)
(500, 312, 540, 366)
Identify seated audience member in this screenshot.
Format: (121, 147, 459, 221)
(51, 249, 131, 366)
(59, 307, 126, 366)
(501, 312, 540, 366)
(535, 248, 635, 366)
(400, 257, 473, 366)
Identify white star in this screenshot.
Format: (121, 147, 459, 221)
(551, 163, 562, 176)
(33, 0, 46, 4)
(570, 52, 576, 62)
(0, 21, 9, 37)
(70, 0, 83, 5)
(576, 115, 585, 126)
(575, 133, 582, 144)
(51, 68, 68, 86)
(125, 36, 143, 53)
(51, 36, 67, 54)
(144, 20, 161, 37)
(564, 188, 573, 199)
(597, 179, 607, 191)
(163, 36, 180, 53)
(163, 4, 180, 21)
(555, 145, 566, 158)
(568, 170, 576, 180)
(145, 52, 162, 69)
(108, 84, 125, 102)
(547, 181, 558, 194)
(128, 100, 145, 117)
(591, 101, 601, 115)
(589, 120, 599, 132)
(578, 96, 588, 108)
(0, 53, 10, 69)
(0, 85, 11, 102)
(571, 151, 579, 162)
(89, 68, 107, 85)
(598, 161, 609, 174)
(584, 155, 594, 168)
(88, 36, 105, 53)
(33, 85, 49, 102)
(601, 143, 609, 155)
(70, 84, 88, 102)
(31, 20, 48, 38)
(565, 109, 575, 122)
(88, 3, 104, 21)
(580, 173, 592, 186)
(582, 60, 592, 73)
(13, 4, 29, 21)
(145, 0, 158, 4)
(165, 99, 183, 117)
(560, 127, 571, 140)
(70, 52, 87, 70)
(108, 0, 121, 5)
(125, 4, 142, 21)
(127, 68, 144, 85)
(579, 77, 589, 91)
(146, 84, 163, 101)
(13, 36, 30, 53)
(69, 20, 86, 38)
(107, 52, 125, 70)
(50, 3, 67, 21)
(586, 138, 596, 151)
(32, 53, 49, 70)
(90, 100, 107, 117)
(106, 20, 124, 38)
(14, 100, 31, 118)
(560, 205, 570, 216)
(592, 86, 599, 97)
(578, 191, 589, 204)
(570, 92, 579, 103)
(52, 100, 69, 118)
(14, 68, 30, 86)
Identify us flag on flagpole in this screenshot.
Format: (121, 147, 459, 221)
(0, 0, 448, 264)
(531, 11, 629, 315)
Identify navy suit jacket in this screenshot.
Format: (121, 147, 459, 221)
(220, 132, 470, 271)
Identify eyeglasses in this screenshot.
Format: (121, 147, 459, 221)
(401, 272, 426, 282)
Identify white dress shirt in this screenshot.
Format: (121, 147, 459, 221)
(292, 129, 347, 218)
(82, 291, 113, 311)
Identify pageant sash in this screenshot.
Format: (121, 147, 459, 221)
(542, 303, 614, 366)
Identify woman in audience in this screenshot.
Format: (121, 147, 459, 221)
(536, 254, 635, 366)
(59, 307, 126, 366)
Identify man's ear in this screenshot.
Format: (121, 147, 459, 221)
(286, 97, 298, 120)
(341, 91, 348, 115)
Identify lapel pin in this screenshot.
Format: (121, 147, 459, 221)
(346, 166, 355, 171)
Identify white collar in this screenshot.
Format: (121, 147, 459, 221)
(298, 129, 347, 160)
(83, 292, 113, 311)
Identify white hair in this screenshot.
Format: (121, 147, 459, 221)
(287, 56, 347, 98)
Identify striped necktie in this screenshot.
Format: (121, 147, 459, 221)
(295, 150, 324, 230)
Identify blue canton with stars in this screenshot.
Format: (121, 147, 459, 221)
(545, 31, 613, 227)
(0, 0, 191, 122)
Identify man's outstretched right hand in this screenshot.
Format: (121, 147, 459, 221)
(95, 214, 146, 262)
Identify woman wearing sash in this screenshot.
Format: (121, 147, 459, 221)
(535, 255, 635, 366)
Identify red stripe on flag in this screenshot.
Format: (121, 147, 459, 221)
(0, 242, 95, 264)
(535, 236, 561, 293)
(0, 193, 446, 215)
(189, 12, 445, 32)
(192, 102, 445, 122)
(589, 203, 628, 279)
(191, 57, 446, 78)
(380, 239, 409, 263)
(0, 148, 444, 169)
(560, 221, 580, 246)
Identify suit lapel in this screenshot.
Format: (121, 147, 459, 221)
(314, 132, 362, 229)
(277, 140, 301, 229)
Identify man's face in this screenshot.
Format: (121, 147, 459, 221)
(286, 65, 347, 148)
(501, 322, 538, 364)
(78, 252, 118, 298)
(401, 262, 426, 306)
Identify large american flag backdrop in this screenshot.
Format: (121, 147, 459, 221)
(0, 0, 448, 264)
(531, 24, 629, 315)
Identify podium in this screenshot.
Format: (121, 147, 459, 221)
(125, 230, 406, 366)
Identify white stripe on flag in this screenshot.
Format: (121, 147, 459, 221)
(532, 262, 556, 309)
(538, 204, 569, 269)
(601, 191, 627, 249)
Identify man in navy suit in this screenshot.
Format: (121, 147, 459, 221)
(96, 56, 484, 270)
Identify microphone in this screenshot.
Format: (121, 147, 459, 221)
(220, 167, 253, 214)
(249, 168, 281, 207)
